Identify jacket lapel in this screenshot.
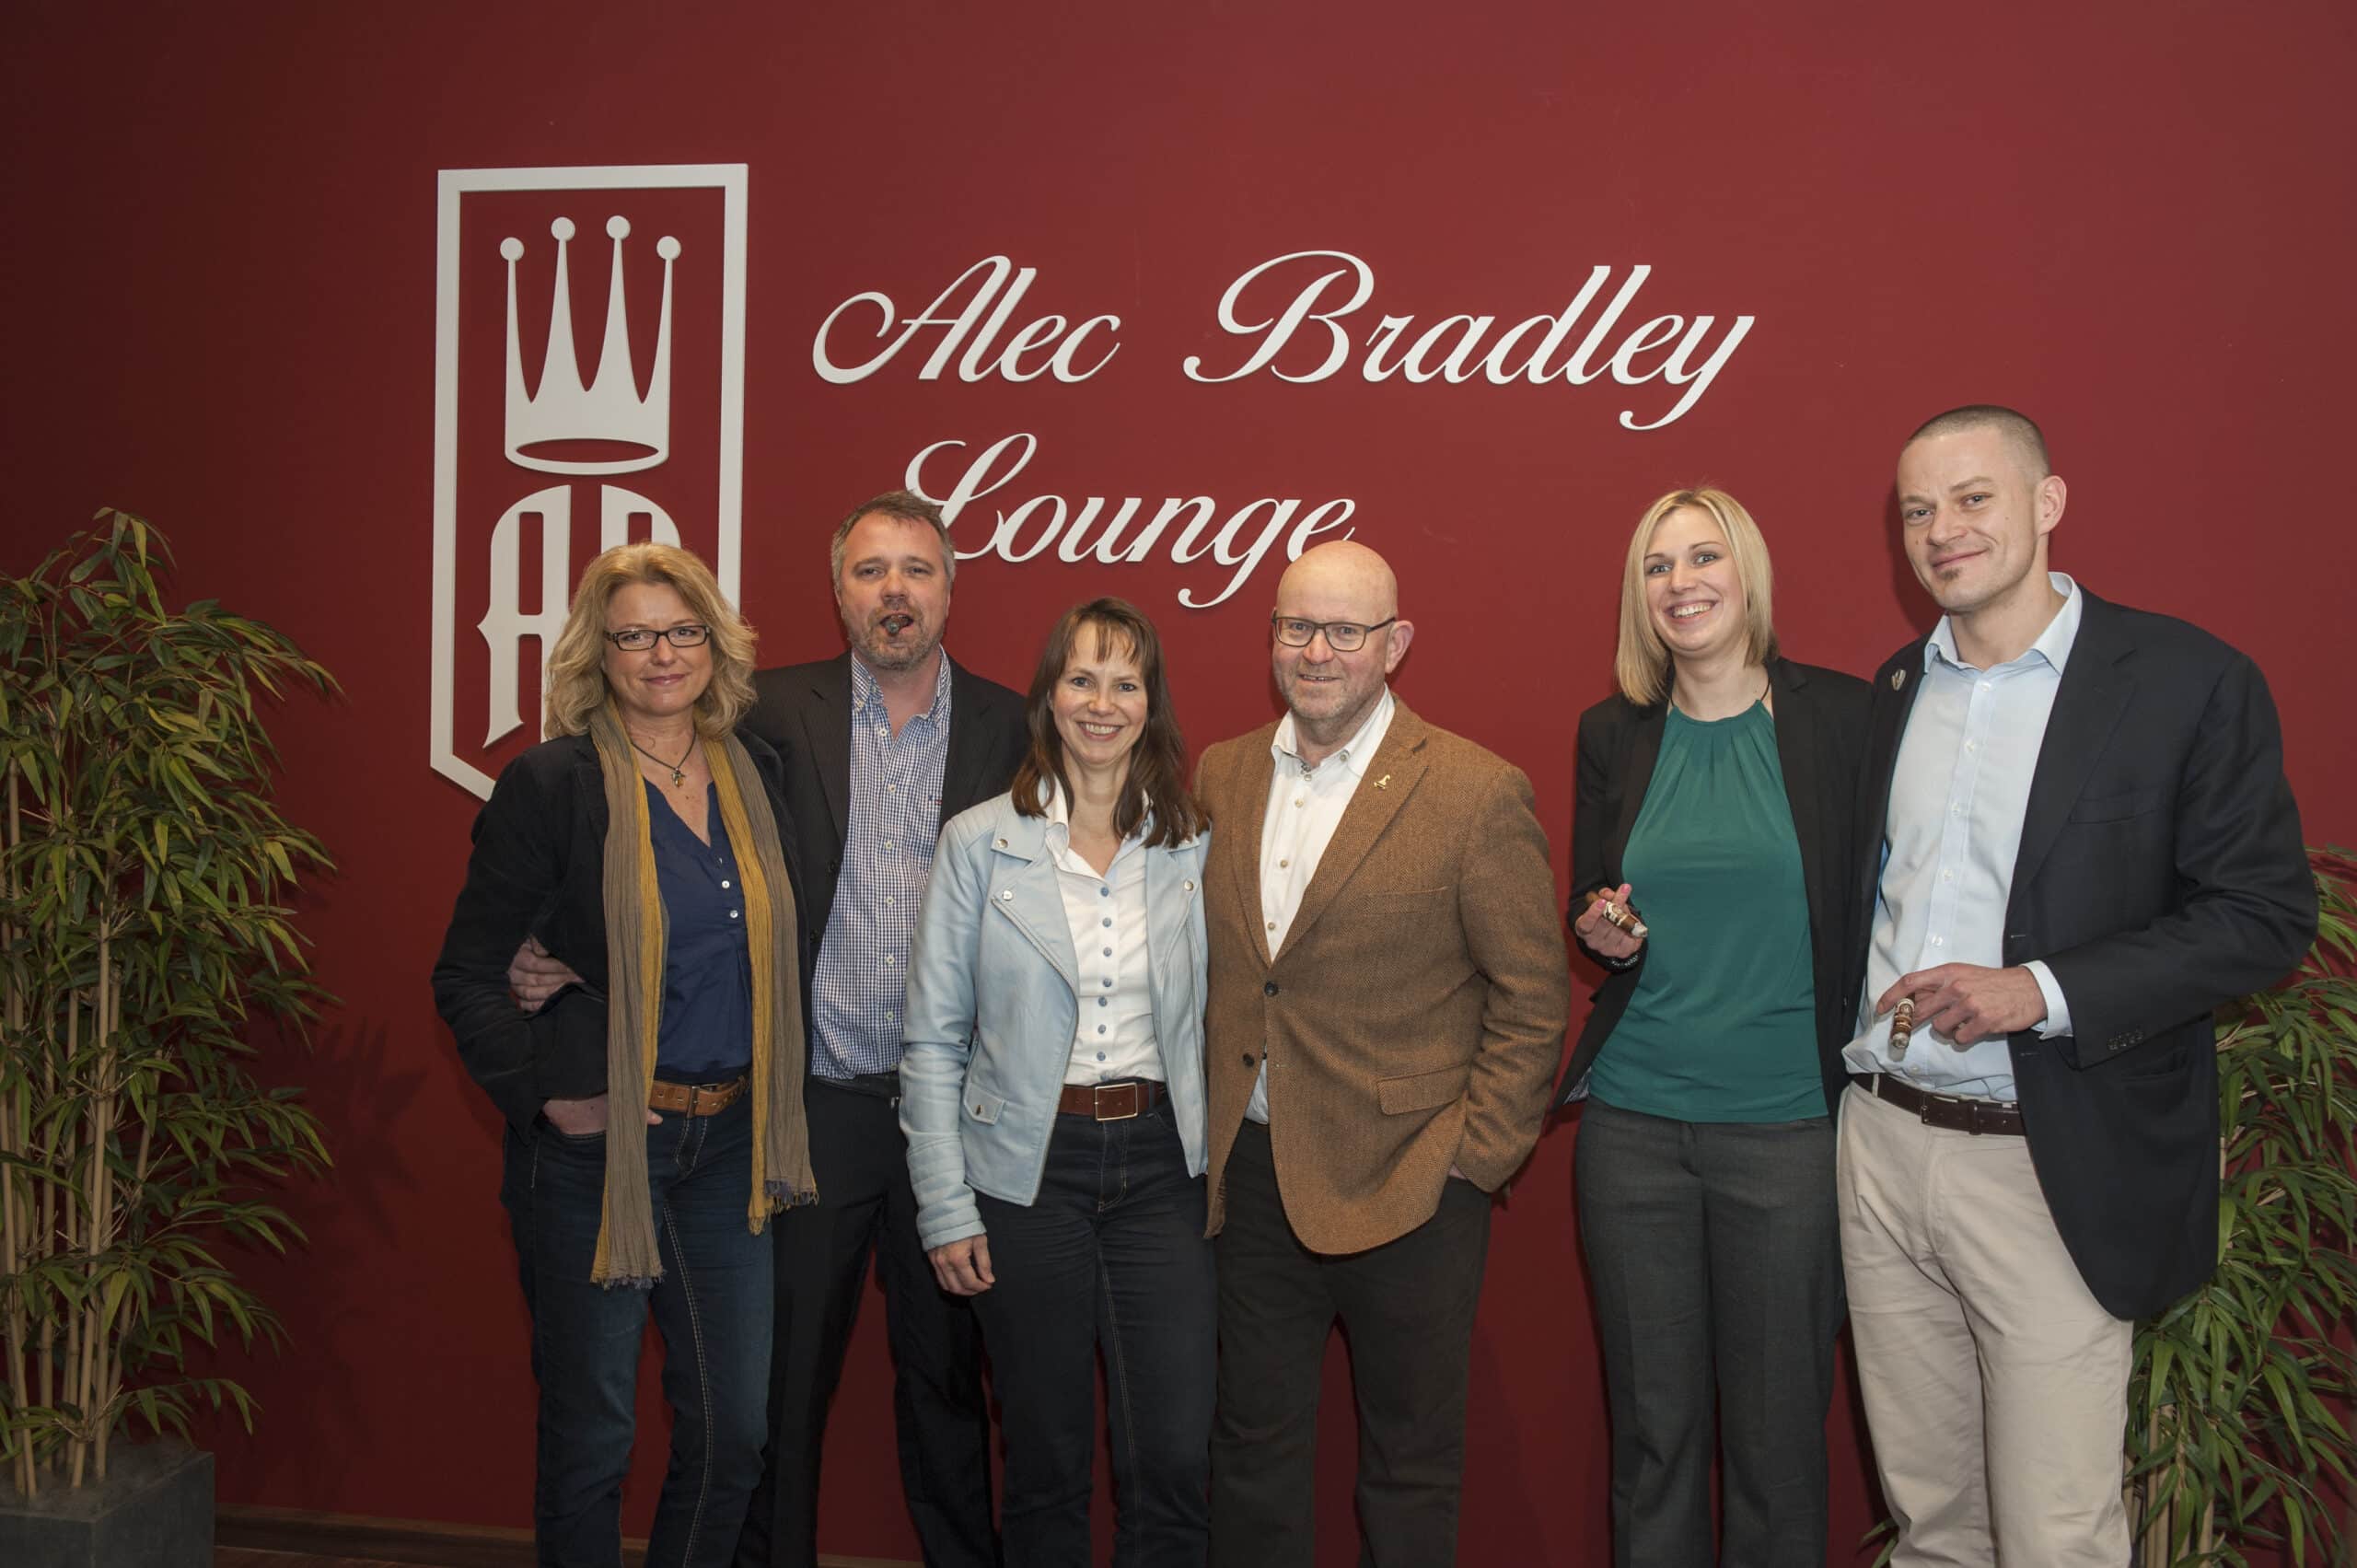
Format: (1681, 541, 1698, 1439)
(1769, 660, 1829, 941)
(1283, 703, 1429, 947)
(1608, 705, 1667, 881)
(1144, 837, 1202, 995)
(939, 655, 996, 825)
(2010, 595, 2132, 895)
(988, 821, 1081, 993)
(1229, 739, 1278, 969)
(807, 654, 854, 850)
(1859, 641, 1929, 912)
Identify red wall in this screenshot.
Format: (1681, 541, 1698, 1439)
(6, 3, 2353, 1562)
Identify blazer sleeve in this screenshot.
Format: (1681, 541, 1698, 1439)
(1453, 764, 1573, 1190)
(430, 758, 610, 1135)
(2040, 650, 2316, 1063)
(1566, 703, 1633, 968)
(899, 815, 990, 1250)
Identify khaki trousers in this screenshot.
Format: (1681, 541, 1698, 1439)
(1837, 1084, 2131, 1567)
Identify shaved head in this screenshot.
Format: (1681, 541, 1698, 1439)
(1274, 540, 1399, 622)
(1906, 404, 2050, 483)
(1270, 540, 1413, 763)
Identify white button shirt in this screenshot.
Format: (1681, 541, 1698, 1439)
(1245, 688, 1397, 1123)
(1843, 574, 2081, 1098)
(1042, 785, 1162, 1086)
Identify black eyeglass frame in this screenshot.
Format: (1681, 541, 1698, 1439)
(1268, 614, 1398, 652)
(602, 624, 713, 651)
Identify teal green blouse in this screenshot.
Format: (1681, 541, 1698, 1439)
(1586, 701, 1822, 1123)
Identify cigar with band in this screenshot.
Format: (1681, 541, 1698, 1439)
(1888, 995, 1917, 1063)
(1583, 889, 1649, 941)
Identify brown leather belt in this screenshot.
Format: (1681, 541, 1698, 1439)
(1870, 1073, 2024, 1136)
(1056, 1080, 1163, 1121)
(647, 1075, 749, 1117)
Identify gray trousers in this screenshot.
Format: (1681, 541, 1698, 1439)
(1573, 1098, 1842, 1568)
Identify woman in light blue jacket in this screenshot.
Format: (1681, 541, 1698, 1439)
(900, 597, 1213, 1568)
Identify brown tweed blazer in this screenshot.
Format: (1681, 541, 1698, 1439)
(1198, 697, 1570, 1254)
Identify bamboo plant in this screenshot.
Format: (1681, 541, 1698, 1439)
(0, 510, 334, 1496)
(2128, 847, 2357, 1565)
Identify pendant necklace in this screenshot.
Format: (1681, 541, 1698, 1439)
(629, 734, 693, 787)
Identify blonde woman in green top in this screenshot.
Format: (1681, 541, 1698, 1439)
(1555, 488, 1870, 1568)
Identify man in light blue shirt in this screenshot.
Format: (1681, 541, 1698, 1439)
(1839, 406, 2313, 1567)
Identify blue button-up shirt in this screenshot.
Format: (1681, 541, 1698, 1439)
(809, 654, 954, 1079)
(648, 781, 753, 1080)
(1843, 574, 2082, 1099)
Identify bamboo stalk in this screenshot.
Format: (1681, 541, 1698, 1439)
(1, 764, 30, 1496)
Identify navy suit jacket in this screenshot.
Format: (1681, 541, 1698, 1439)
(1850, 590, 2315, 1320)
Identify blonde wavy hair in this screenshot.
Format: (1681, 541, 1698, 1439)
(543, 542, 758, 738)
(1612, 487, 1780, 707)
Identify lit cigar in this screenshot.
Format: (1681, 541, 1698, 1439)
(1888, 996, 1916, 1063)
(1584, 889, 1649, 940)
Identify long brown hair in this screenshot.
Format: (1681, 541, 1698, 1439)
(1009, 598, 1204, 846)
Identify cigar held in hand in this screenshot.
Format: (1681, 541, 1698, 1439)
(1584, 888, 1649, 940)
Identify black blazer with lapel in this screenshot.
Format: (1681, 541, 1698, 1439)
(431, 728, 809, 1137)
(1556, 657, 1871, 1117)
(1848, 591, 2315, 1320)
(746, 652, 1029, 968)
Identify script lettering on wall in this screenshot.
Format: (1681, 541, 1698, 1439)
(430, 164, 748, 799)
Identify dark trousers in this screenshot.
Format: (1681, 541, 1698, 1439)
(1208, 1120, 1492, 1568)
(737, 1075, 997, 1568)
(500, 1096, 773, 1568)
(971, 1098, 1217, 1568)
(1573, 1099, 1842, 1568)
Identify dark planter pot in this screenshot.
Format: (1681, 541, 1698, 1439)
(0, 1441, 213, 1568)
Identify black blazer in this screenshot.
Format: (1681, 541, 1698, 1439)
(745, 652, 1029, 965)
(1556, 657, 1871, 1117)
(431, 729, 809, 1137)
(1848, 591, 2315, 1320)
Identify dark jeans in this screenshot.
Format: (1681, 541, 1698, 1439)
(1208, 1119, 1492, 1568)
(1573, 1099, 1842, 1568)
(970, 1096, 1216, 1568)
(500, 1095, 775, 1568)
(738, 1074, 996, 1568)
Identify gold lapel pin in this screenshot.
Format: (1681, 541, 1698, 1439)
(1889, 668, 1907, 691)
(1374, 773, 1391, 790)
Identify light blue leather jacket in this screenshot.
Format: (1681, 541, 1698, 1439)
(900, 793, 1210, 1250)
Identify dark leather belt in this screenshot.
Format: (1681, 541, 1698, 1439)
(647, 1074, 749, 1117)
(1870, 1073, 2024, 1136)
(1056, 1080, 1163, 1121)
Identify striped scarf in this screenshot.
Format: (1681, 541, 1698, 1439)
(587, 703, 817, 1286)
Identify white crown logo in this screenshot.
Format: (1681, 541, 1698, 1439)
(502, 215, 679, 474)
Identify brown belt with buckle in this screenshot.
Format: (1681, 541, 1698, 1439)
(1871, 1073, 2024, 1136)
(647, 1075, 749, 1117)
(1055, 1080, 1163, 1121)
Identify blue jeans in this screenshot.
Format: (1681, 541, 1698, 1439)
(500, 1094, 775, 1568)
(970, 1096, 1216, 1568)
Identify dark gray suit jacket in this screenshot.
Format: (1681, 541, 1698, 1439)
(1849, 591, 2315, 1320)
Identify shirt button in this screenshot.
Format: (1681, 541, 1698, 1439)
(728, 910, 739, 920)
(1931, 935, 1945, 947)
(1294, 797, 1306, 808)
(1099, 887, 1110, 898)
(884, 895, 895, 906)
(883, 840, 895, 851)
(1097, 1025, 1107, 1035)
(1102, 947, 1112, 957)
(1102, 978, 1113, 988)
(876, 726, 888, 737)
(1101, 917, 1113, 928)
(1267, 921, 1277, 932)
(1097, 997, 1109, 1008)
(720, 879, 731, 889)
(886, 1009, 895, 1021)
(885, 955, 897, 966)
(1279, 858, 1290, 869)
(1941, 869, 1954, 882)
(1096, 1051, 1106, 1061)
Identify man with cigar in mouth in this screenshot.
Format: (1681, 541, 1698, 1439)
(513, 491, 1025, 1568)
(1839, 406, 2314, 1565)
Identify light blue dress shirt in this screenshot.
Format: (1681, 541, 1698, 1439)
(810, 654, 953, 1079)
(1842, 575, 2082, 1099)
